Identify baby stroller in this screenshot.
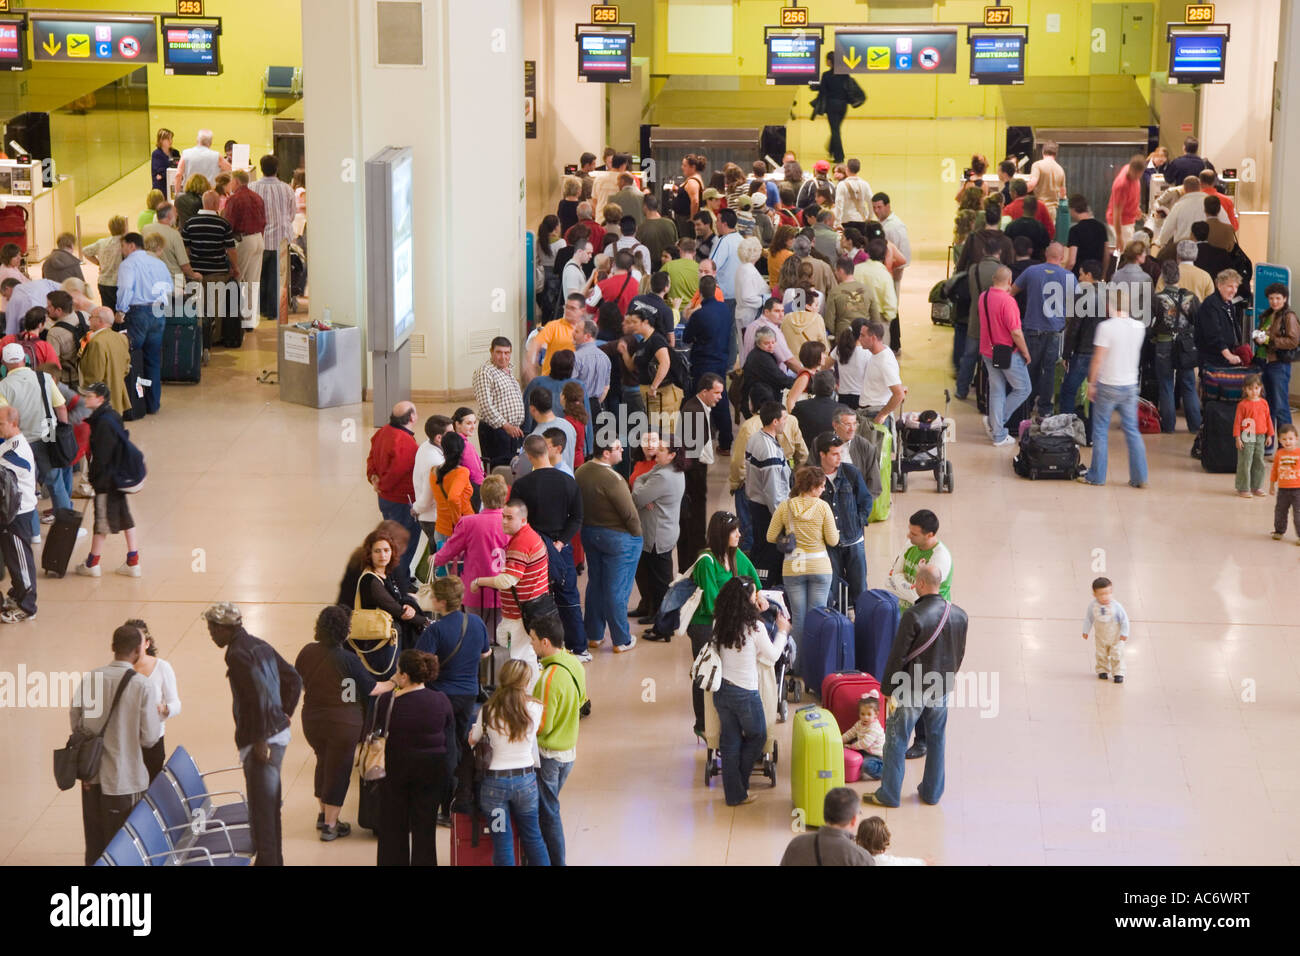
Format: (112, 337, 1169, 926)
(288, 241, 307, 313)
(894, 390, 954, 494)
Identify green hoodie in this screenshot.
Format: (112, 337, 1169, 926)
(689, 549, 762, 628)
(534, 651, 587, 754)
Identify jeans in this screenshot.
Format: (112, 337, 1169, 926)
(537, 756, 574, 865)
(985, 354, 1032, 442)
(580, 526, 642, 647)
(955, 328, 981, 398)
(31, 442, 73, 512)
(1152, 341, 1201, 433)
(734, 489, 752, 553)
(1058, 352, 1091, 418)
(541, 537, 585, 653)
(479, 771, 551, 866)
(1024, 330, 1063, 415)
(874, 699, 949, 806)
(783, 572, 832, 645)
(124, 304, 165, 414)
(377, 496, 422, 575)
(1086, 382, 1149, 486)
(1236, 437, 1267, 492)
(828, 542, 867, 612)
(1264, 361, 1294, 427)
(713, 679, 767, 805)
(242, 742, 287, 866)
(952, 323, 967, 379)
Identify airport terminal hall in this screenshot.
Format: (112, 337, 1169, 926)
(1, 0, 1298, 905)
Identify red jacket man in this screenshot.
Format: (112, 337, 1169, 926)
(366, 401, 419, 506)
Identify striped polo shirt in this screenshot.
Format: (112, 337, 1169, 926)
(500, 523, 550, 621)
(180, 210, 236, 274)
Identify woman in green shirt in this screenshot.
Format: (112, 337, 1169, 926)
(687, 510, 763, 738)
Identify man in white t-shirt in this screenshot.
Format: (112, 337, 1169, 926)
(175, 130, 221, 189)
(835, 158, 872, 225)
(858, 320, 904, 427)
(411, 414, 451, 543)
(1080, 290, 1148, 488)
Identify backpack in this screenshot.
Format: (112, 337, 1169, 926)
(0, 463, 18, 526)
(112, 427, 148, 493)
(16, 338, 41, 368)
(41, 311, 89, 346)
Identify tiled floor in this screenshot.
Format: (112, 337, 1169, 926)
(4, 259, 1298, 866)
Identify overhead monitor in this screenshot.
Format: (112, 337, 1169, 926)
(969, 32, 1025, 85)
(0, 17, 26, 71)
(1168, 31, 1227, 84)
(161, 18, 221, 76)
(766, 32, 821, 85)
(576, 25, 633, 83)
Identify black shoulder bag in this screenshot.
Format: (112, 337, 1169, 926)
(982, 292, 1014, 369)
(39, 372, 79, 468)
(54, 670, 135, 791)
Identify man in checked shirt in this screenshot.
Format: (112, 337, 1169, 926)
(473, 336, 526, 469)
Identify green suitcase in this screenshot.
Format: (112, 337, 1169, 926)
(791, 705, 845, 828)
(868, 423, 892, 524)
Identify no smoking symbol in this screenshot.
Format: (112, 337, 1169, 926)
(119, 36, 140, 58)
(919, 47, 940, 69)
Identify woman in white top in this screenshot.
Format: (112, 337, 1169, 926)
(711, 577, 789, 807)
(0, 242, 28, 288)
(129, 619, 181, 782)
(734, 236, 770, 349)
(833, 318, 872, 410)
(468, 659, 552, 866)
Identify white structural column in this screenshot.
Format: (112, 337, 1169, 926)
(303, 0, 526, 396)
(1270, 0, 1300, 269)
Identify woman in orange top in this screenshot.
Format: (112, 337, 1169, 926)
(431, 432, 474, 555)
(765, 225, 798, 288)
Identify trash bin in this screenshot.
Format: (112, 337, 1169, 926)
(278, 323, 362, 408)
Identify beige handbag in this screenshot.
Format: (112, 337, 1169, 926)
(347, 571, 399, 676)
(358, 692, 396, 781)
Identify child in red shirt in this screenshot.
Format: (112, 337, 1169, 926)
(1234, 375, 1274, 498)
(1270, 424, 1300, 540)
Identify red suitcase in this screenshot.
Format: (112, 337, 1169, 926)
(450, 809, 522, 866)
(821, 671, 883, 734)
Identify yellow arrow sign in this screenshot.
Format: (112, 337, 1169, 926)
(42, 33, 62, 56)
(843, 46, 861, 69)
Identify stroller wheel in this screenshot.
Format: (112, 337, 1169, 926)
(705, 748, 717, 787)
(777, 698, 788, 723)
(945, 461, 954, 492)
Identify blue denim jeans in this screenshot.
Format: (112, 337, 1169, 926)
(31, 442, 72, 513)
(1264, 360, 1293, 428)
(377, 496, 422, 574)
(1153, 342, 1202, 433)
(1087, 382, 1149, 486)
(580, 526, 642, 647)
(783, 571, 832, 644)
(1024, 330, 1063, 415)
(479, 771, 551, 867)
(543, 537, 586, 654)
(850, 749, 883, 780)
(125, 304, 166, 414)
(713, 679, 766, 805)
(1057, 352, 1091, 418)
(874, 699, 948, 806)
(241, 742, 287, 865)
(955, 328, 981, 398)
(985, 353, 1032, 442)
(734, 489, 752, 553)
(828, 542, 867, 612)
(536, 756, 574, 866)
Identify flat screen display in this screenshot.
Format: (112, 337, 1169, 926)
(767, 33, 821, 84)
(1169, 33, 1226, 83)
(969, 33, 1024, 84)
(390, 151, 414, 347)
(578, 30, 631, 83)
(0, 20, 22, 70)
(163, 23, 220, 76)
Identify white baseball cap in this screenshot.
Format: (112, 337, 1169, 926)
(1, 343, 24, 364)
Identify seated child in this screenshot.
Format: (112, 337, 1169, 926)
(856, 816, 927, 866)
(841, 691, 885, 780)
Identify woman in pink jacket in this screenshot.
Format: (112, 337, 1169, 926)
(432, 474, 509, 617)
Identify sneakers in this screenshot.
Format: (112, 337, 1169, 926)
(588, 640, 604, 650)
(76, 562, 102, 577)
(76, 528, 88, 540)
(31, 534, 39, 544)
(1237, 491, 1253, 499)
(73, 481, 95, 498)
(0, 609, 35, 623)
(613, 635, 638, 654)
(1253, 489, 1267, 497)
(993, 435, 1016, 447)
(2, 596, 16, 612)
(1076, 476, 1103, 486)
(115, 562, 142, 578)
(319, 821, 351, 842)
(575, 650, 593, 663)
(982, 416, 993, 439)
(1097, 672, 1109, 680)
(1112, 675, 1125, 684)
(1272, 532, 1285, 540)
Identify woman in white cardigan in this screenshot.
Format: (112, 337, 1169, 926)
(129, 619, 182, 782)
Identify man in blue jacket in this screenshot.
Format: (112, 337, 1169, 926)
(206, 602, 301, 865)
(815, 433, 872, 611)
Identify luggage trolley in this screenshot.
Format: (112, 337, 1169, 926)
(893, 390, 954, 494)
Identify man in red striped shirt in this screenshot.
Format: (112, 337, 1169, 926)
(470, 498, 549, 680)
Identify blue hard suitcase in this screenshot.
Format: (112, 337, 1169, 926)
(161, 315, 202, 383)
(853, 588, 900, 686)
(800, 606, 854, 697)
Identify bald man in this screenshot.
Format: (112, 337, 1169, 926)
(366, 400, 422, 572)
(181, 189, 240, 354)
(78, 307, 132, 416)
(1010, 242, 1075, 416)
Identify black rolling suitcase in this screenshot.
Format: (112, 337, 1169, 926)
(1014, 433, 1082, 480)
(161, 315, 202, 383)
(42, 506, 84, 577)
(123, 347, 147, 421)
(1200, 399, 1238, 474)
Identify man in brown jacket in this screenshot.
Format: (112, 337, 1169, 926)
(78, 307, 131, 415)
(576, 437, 643, 654)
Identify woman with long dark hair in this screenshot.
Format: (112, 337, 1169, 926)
(451, 407, 486, 509)
(710, 577, 789, 806)
(468, 658, 551, 866)
(684, 511, 763, 737)
(374, 649, 455, 866)
(347, 527, 430, 674)
(432, 432, 474, 553)
(294, 605, 375, 841)
(536, 214, 566, 321)
(1256, 282, 1300, 432)
(834, 318, 871, 410)
(129, 619, 180, 782)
